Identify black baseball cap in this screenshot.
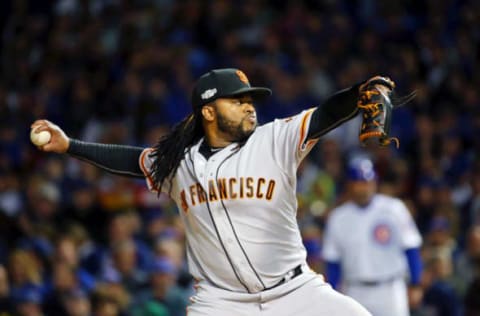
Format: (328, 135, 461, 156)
(191, 68, 272, 110)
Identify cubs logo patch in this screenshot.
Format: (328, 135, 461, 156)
(236, 70, 249, 84)
(372, 223, 391, 245)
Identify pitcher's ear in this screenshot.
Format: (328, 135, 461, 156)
(201, 104, 216, 122)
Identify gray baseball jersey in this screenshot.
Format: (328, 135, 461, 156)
(140, 108, 318, 293)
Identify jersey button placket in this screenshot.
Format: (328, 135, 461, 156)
(208, 149, 258, 291)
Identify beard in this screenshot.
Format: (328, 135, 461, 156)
(217, 113, 256, 142)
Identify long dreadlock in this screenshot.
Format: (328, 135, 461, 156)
(149, 111, 204, 194)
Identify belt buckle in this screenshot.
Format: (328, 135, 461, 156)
(284, 269, 296, 282)
(263, 265, 303, 291)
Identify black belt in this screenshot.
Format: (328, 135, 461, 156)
(264, 265, 303, 291)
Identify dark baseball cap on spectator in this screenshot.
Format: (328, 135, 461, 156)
(191, 68, 272, 110)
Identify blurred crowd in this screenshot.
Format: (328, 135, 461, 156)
(0, 0, 480, 315)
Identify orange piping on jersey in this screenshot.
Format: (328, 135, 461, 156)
(139, 148, 160, 192)
(298, 108, 316, 152)
(304, 139, 318, 151)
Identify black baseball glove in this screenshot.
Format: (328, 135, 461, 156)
(357, 76, 402, 147)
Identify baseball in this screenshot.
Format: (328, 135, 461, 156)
(30, 127, 51, 146)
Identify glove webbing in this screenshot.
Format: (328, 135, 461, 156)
(358, 101, 400, 148)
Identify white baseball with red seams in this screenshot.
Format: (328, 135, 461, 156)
(30, 127, 51, 146)
(139, 109, 372, 316)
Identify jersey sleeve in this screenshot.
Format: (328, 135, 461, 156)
(138, 148, 170, 194)
(322, 218, 341, 262)
(395, 200, 422, 249)
(270, 108, 320, 174)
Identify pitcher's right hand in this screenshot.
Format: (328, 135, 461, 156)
(30, 120, 70, 153)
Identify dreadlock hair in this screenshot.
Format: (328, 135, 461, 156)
(149, 111, 204, 194)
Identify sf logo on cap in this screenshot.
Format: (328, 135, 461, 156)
(236, 70, 249, 84)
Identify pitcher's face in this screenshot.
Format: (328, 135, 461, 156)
(213, 95, 257, 142)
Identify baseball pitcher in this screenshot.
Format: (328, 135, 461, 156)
(32, 68, 395, 315)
